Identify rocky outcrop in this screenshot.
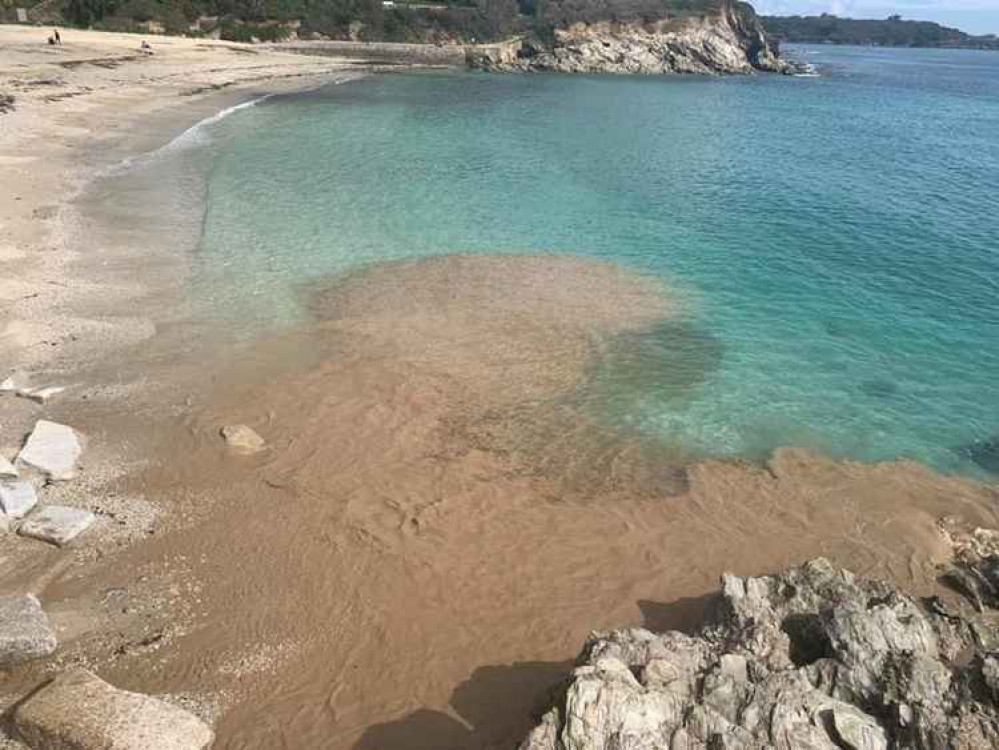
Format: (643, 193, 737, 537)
(468, 3, 789, 76)
(520, 555, 999, 750)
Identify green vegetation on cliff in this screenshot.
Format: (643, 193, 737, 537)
(5, 0, 733, 44)
(763, 14, 999, 50)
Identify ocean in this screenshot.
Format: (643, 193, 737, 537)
(164, 45, 999, 476)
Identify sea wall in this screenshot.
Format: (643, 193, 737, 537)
(271, 40, 468, 66)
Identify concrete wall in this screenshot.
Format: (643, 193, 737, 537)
(271, 40, 469, 66)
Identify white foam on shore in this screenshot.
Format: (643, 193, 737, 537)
(168, 94, 275, 149)
(100, 94, 275, 177)
(96, 72, 365, 179)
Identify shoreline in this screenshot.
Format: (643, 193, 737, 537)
(2, 26, 998, 750)
(0, 27, 384, 744)
(0, 25, 379, 382)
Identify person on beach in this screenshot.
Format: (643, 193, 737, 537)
(53, 29, 61, 44)
(140, 40, 153, 54)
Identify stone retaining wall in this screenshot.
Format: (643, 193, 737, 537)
(270, 40, 469, 66)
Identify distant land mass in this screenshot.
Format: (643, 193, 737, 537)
(763, 14, 999, 50)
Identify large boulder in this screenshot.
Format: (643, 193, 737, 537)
(520, 558, 999, 750)
(12, 669, 214, 750)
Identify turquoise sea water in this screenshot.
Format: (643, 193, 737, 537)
(189, 46, 999, 475)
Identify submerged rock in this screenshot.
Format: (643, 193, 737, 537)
(18, 505, 95, 547)
(16, 421, 84, 482)
(13, 669, 214, 750)
(0, 595, 57, 665)
(957, 435, 999, 475)
(220, 424, 267, 455)
(520, 558, 999, 750)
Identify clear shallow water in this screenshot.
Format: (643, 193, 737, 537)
(190, 46, 999, 475)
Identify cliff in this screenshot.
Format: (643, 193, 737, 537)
(468, 2, 789, 75)
(519, 524, 999, 749)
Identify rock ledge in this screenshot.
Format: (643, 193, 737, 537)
(520, 558, 999, 750)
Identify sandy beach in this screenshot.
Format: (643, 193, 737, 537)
(2, 24, 999, 750)
(0, 25, 370, 377)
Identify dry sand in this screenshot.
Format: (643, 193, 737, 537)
(1, 25, 998, 750)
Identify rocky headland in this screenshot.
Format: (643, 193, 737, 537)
(468, 2, 789, 75)
(519, 524, 999, 750)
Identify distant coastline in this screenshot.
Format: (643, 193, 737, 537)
(764, 14, 999, 51)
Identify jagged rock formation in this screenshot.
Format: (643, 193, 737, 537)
(520, 555, 999, 750)
(468, 3, 789, 76)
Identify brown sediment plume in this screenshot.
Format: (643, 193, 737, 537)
(21, 255, 999, 750)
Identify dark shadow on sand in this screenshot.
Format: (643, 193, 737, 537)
(353, 660, 570, 750)
(354, 595, 726, 749)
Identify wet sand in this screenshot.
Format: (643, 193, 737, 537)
(5, 255, 994, 749)
(2, 28, 998, 750)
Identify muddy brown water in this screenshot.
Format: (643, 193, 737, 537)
(15, 255, 999, 749)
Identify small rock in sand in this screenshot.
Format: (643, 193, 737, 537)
(0, 480, 38, 519)
(13, 669, 214, 750)
(18, 505, 95, 547)
(0, 374, 25, 393)
(0, 454, 17, 478)
(16, 420, 83, 481)
(220, 424, 266, 454)
(0, 595, 57, 665)
(16, 385, 67, 404)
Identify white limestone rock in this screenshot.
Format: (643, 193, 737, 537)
(16, 420, 84, 481)
(0, 373, 25, 393)
(16, 385, 67, 404)
(0, 480, 38, 519)
(0, 595, 57, 665)
(13, 669, 214, 750)
(0, 454, 17, 478)
(18, 505, 95, 547)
